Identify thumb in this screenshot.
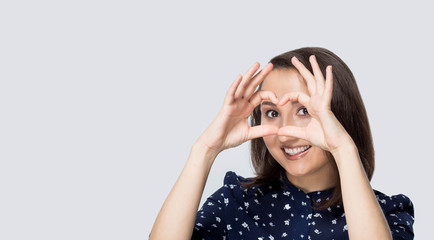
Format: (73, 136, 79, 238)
(278, 126, 307, 141)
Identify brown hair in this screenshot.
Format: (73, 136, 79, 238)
(248, 47, 375, 209)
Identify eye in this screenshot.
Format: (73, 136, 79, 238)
(265, 110, 279, 118)
(297, 107, 309, 116)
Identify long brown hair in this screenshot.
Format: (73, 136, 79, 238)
(249, 47, 375, 209)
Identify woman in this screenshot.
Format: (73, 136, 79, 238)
(150, 47, 414, 239)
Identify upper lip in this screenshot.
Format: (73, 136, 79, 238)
(281, 144, 311, 149)
(282, 145, 311, 155)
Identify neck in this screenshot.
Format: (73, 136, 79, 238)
(286, 161, 339, 193)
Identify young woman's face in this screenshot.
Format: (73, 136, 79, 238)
(260, 68, 337, 192)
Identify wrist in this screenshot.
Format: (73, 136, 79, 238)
(194, 135, 222, 153)
(190, 141, 220, 167)
(330, 142, 359, 166)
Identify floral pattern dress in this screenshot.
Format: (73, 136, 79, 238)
(192, 171, 414, 240)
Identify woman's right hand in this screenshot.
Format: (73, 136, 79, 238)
(150, 62, 279, 240)
(197, 62, 279, 155)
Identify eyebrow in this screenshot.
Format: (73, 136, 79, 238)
(260, 100, 300, 107)
(260, 101, 277, 107)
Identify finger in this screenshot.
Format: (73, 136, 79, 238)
(325, 65, 333, 103)
(278, 126, 307, 141)
(234, 62, 260, 99)
(224, 74, 243, 104)
(309, 55, 325, 94)
(291, 56, 316, 94)
(249, 90, 279, 107)
(278, 92, 311, 107)
(243, 63, 274, 99)
(247, 125, 279, 140)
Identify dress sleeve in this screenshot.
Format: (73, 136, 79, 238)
(191, 183, 228, 239)
(376, 192, 415, 240)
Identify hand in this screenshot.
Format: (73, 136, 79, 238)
(197, 62, 279, 154)
(277, 56, 354, 153)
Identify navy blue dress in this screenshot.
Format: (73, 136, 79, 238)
(192, 171, 414, 240)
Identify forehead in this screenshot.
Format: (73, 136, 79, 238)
(261, 68, 308, 98)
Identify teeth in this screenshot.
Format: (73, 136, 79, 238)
(284, 146, 311, 156)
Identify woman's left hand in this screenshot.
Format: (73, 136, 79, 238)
(277, 55, 354, 154)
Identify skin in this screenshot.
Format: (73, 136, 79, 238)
(260, 68, 338, 193)
(150, 56, 392, 239)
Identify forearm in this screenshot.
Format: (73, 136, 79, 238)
(149, 142, 218, 240)
(332, 145, 392, 240)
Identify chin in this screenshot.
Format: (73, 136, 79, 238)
(284, 166, 313, 178)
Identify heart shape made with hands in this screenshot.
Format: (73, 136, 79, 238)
(220, 56, 340, 152)
(260, 93, 318, 134)
(253, 89, 340, 153)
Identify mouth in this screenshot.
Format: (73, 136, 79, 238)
(282, 145, 311, 160)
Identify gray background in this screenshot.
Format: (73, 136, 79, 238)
(1, 0, 432, 239)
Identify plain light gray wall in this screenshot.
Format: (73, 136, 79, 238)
(1, 0, 431, 239)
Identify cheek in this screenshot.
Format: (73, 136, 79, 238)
(262, 135, 275, 150)
(310, 147, 330, 163)
(263, 135, 280, 156)
(262, 135, 282, 162)
(261, 116, 281, 127)
(293, 116, 311, 127)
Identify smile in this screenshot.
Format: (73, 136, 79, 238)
(282, 145, 311, 160)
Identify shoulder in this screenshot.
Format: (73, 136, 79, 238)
(374, 190, 414, 216)
(374, 190, 415, 238)
(201, 171, 254, 204)
(223, 171, 251, 186)
(221, 171, 252, 198)
(221, 171, 276, 201)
